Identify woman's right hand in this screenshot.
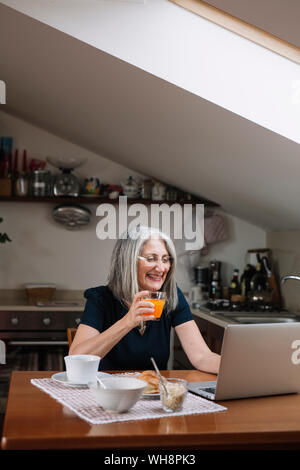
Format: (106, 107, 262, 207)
(124, 291, 155, 329)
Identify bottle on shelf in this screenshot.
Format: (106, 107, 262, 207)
(14, 149, 29, 197)
(240, 264, 256, 298)
(250, 262, 267, 292)
(229, 268, 240, 299)
(208, 260, 221, 300)
(0, 137, 13, 196)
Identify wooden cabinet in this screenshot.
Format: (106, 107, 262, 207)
(173, 315, 225, 369)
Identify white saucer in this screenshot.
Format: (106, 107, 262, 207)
(51, 371, 110, 387)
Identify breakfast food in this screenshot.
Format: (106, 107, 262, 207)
(159, 380, 187, 412)
(138, 370, 160, 394)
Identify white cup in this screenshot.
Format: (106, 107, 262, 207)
(64, 354, 100, 384)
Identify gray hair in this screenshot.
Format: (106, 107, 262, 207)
(108, 226, 178, 312)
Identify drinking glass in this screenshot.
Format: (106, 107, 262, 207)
(143, 291, 166, 321)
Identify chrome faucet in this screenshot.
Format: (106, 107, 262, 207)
(281, 275, 300, 284)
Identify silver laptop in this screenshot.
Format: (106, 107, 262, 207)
(188, 323, 300, 401)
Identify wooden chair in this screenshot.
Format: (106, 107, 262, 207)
(67, 328, 77, 348)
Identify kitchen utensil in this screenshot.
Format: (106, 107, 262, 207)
(52, 204, 91, 228)
(166, 186, 178, 201)
(159, 378, 188, 413)
(141, 179, 153, 199)
(13, 149, 18, 175)
(22, 150, 27, 172)
(47, 155, 87, 197)
(47, 155, 87, 170)
(194, 266, 209, 285)
(15, 174, 29, 196)
(88, 376, 147, 412)
(189, 285, 203, 306)
(151, 181, 166, 201)
(51, 371, 109, 387)
(97, 376, 109, 389)
(150, 357, 169, 398)
(25, 283, 56, 305)
(142, 292, 166, 321)
(107, 185, 122, 199)
(262, 256, 281, 307)
(64, 354, 100, 384)
(121, 176, 140, 198)
(30, 170, 51, 196)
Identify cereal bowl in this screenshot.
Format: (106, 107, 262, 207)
(88, 377, 147, 413)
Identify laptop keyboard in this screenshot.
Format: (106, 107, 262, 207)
(202, 387, 216, 394)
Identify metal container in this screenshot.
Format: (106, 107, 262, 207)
(141, 179, 152, 199)
(15, 174, 29, 196)
(52, 204, 91, 228)
(194, 266, 209, 285)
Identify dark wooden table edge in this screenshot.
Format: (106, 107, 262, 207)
(3, 431, 300, 451)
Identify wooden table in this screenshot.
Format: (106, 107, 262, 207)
(2, 370, 300, 450)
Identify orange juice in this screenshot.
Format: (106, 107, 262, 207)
(144, 298, 165, 319)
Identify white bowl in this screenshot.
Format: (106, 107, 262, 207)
(88, 377, 147, 413)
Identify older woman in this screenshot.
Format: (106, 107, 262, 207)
(70, 226, 220, 373)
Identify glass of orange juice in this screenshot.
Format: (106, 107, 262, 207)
(143, 292, 166, 321)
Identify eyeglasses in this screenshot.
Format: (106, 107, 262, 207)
(138, 255, 173, 265)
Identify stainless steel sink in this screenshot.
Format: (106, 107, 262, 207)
(210, 311, 300, 324)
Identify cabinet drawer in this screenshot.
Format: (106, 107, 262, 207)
(0, 311, 82, 330)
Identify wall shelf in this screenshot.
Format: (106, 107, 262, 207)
(0, 196, 219, 206)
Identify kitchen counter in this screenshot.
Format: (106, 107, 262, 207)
(191, 307, 230, 328)
(0, 289, 85, 311)
(191, 306, 300, 328)
(0, 300, 85, 312)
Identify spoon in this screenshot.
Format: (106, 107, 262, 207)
(150, 357, 169, 397)
(96, 377, 108, 389)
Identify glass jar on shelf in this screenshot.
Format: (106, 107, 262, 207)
(30, 170, 51, 197)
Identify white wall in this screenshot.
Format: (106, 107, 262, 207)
(1, 0, 299, 144)
(0, 111, 266, 293)
(175, 209, 267, 291)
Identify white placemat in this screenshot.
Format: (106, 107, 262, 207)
(31, 377, 227, 425)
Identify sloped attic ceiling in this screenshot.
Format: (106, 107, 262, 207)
(204, 0, 300, 48)
(0, 3, 299, 232)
